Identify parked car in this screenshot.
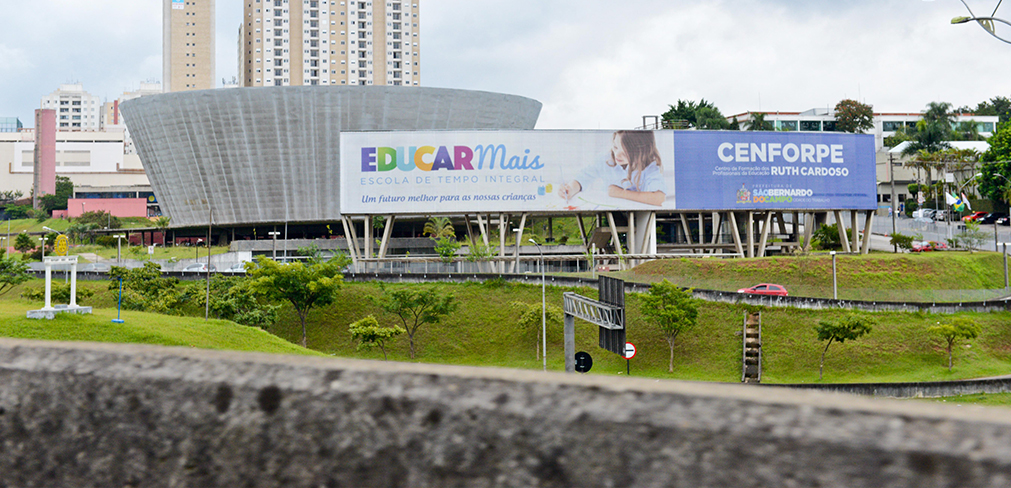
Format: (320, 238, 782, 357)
(913, 209, 936, 221)
(978, 212, 1007, 225)
(182, 263, 216, 273)
(224, 262, 248, 274)
(962, 211, 988, 222)
(79, 263, 111, 273)
(933, 209, 948, 221)
(997, 216, 1011, 226)
(911, 241, 947, 252)
(737, 283, 788, 296)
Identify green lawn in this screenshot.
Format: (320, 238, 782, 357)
(924, 392, 1011, 407)
(611, 252, 1011, 302)
(2, 217, 155, 235)
(3, 252, 1010, 387)
(71, 244, 231, 262)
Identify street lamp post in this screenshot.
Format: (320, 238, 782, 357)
(39, 236, 48, 260)
(269, 231, 281, 260)
(529, 238, 546, 372)
(113, 234, 125, 266)
(830, 250, 837, 300)
(1003, 243, 1009, 290)
(952, 0, 1011, 45)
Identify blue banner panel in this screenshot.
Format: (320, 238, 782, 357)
(673, 131, 877, 210)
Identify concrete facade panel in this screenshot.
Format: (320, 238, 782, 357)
(122, 86, 541, 227)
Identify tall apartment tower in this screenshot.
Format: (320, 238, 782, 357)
(164, 0, 216, 92)
(39, 84, 102, 131)
(240, 0, 420, 87)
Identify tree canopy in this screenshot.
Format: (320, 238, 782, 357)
(814, 314, 875, 380)
(661, 99, 730, 130)
(973, 96, 1011, 124)
(39, 176, 73, 213)
(929, 318, 980, 372)
(247, 252, 351, 347)
(639, 279, 699, 373)
(833, 99, 874, 134)
(0, 249, 29, 296)
(371, 285, 458, 359)
(349, 315, 405, 360)
(745, 113, 774, 131)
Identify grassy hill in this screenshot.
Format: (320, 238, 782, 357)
(620, 251, 1009, 301)
(3, 251, 1010, 387)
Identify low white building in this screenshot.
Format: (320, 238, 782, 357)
(727, 108, 998, 151)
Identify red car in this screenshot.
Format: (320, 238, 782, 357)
(910, 241, 947, 253)
(737, 283, 788, 296)
(962, 211, 987, 222)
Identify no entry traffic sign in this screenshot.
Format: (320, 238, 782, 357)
(624, 342, 636, 360)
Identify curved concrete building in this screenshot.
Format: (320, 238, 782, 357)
(121, 86, 541, 227)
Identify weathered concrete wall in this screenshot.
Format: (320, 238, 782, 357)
(769, 377, 1011, 398)
(2, 339, 1011, 487)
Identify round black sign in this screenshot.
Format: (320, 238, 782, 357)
(574, 351, 593, 373)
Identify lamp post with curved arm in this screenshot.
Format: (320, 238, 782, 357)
(953, 0, 1011, 45)
(528, 238, 546, 372)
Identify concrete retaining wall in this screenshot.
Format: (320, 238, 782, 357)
(769, 377, 1011, 398)
(2, 339, 1011, 487)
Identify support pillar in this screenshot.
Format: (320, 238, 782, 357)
(43, 262, 53, 310)
(69, 260, 78, 307)
(564, 314, 575, 373)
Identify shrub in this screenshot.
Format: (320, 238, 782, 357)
(812, 223, 842, 250)
(889, 233, 915, 251)
(21, 282, 94, 304)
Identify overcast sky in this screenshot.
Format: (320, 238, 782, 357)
(1, 0, 1008, 129)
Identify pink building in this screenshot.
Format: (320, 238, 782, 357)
(67, 198, 149, 218)
(33, 109, 56, 208)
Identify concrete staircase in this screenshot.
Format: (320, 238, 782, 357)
(742, 311, 762, 383)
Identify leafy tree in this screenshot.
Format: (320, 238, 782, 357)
(889, 233, 915, 252)
(510, 301, 564, 361)
(983, 121, 1011, 162)
(4, 205, 31, 220)
(109, 262, 182, 314)
(959, 220, 988, 250)
(76, 210, 121, 229)
(0, 250, 29, 296)
(66, 222, 100, 245)
(371, 285, 458, 359)
(188, 275, 280, 328)
(433, 236, 461, 263)
(639, 279, 699, 373)
(834, 99, 874, 134)
(21, 282, 94, 304)
(812, 223, 842, 250)
(727, 117, 741, 131)
(745, 113, 773, 131)
(247, 252, 351, 347)
(883, 125, 913, 148)
(973, 96, 1011, 124)
(929, 318, 980, 372)
(465, 238, 498, 272)
(814, 314, 875, 380)
(14, 233, 34, 254)
(349, 315, 405, 360)
(39, 176, 73, 213)
(661, 99, 729, 130)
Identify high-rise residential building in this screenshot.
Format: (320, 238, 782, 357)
(40, 84, 102, 131)
(102, 82, 165, 130)
(164, 0, 216, 92)
(240, 0, 421, 87)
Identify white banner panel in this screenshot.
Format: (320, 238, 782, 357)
(340, 130, 676, 214)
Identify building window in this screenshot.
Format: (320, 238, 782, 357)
(882, 121, 903, 132)
(799, 120, 821, 132)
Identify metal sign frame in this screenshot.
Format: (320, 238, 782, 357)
(561, 276, 626, 372)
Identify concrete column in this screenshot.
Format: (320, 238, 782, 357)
(69, 260, 78, 308)
(564, 314, 575, 373)
(43, 262, 53, 310)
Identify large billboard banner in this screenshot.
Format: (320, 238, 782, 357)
(341, 130, 677, 214)
(672, 131, 876, 210)
(339, 130, 876, 214)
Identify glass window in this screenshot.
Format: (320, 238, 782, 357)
(882, 121, 903, 132)
(980, 122, 995, 133)
(800, 120, 821, 131)
(777, 120, 797, 131)
(822, 121, 838, 132)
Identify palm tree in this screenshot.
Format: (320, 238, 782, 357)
(154, 216, 171, 246)
(423, 216, 455, 240)
(745, 113, 773, 131)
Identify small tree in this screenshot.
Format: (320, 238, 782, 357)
(247, 252, 351, 347)
(814, 314, 875, 380)
(510, 301, 564, 360)
(14, 233, 34, 254)
(349, 315, 405, 360)
(929, 318, 980, 372)
(834, 99, 874, 134)
(371, 285, 457, 359)
(639, 279, 699, 373)
(889, 233, 915, 252)
(0, 250, 29, 296)
(154, 216, 171, 246)
(960, 220, 988, 250)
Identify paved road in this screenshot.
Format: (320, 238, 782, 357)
(871, 213, 1009, 253)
